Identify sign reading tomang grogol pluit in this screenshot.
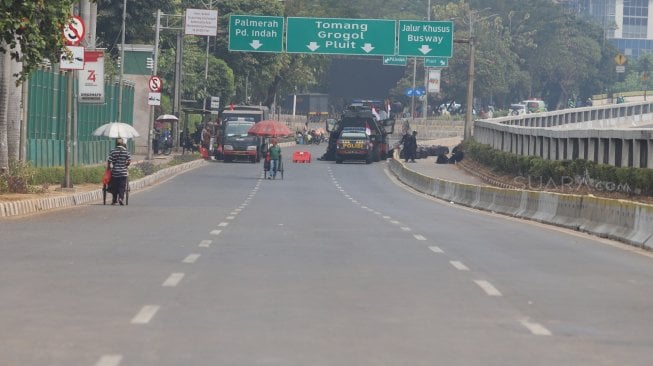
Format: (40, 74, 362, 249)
(286, 17, 396, 56)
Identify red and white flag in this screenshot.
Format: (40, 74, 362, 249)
(371, 105, 380, 120)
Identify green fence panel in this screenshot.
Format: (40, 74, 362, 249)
(27, 68, 135, 167)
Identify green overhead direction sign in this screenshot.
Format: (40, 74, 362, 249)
(425, 56, 448, 67)
(286, 17, 396, 56)
(383, 56, 408, 66)
(398, 20, 453, 57)
(229, 15, 284, 53)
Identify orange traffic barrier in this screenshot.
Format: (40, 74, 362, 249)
(292, 151, 311, 163)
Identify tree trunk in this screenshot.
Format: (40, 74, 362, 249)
(7, 42, 23, 161)
(0, 46, 10, 170)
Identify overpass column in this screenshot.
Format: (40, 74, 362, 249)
(633, 139, 641, 168)
(588, 138, 597, 164)
(543, 137, 550, 159)
(608, 138, 616, 166)
(647, 140, 653, 168)
(529, 135, 536, 156)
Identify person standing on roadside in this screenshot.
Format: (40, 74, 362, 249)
(107, 138, 131, 205)
(406, 130, 418, 162)
(268, 139, 281, 179)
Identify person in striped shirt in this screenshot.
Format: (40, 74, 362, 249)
(107, 138, 131, 205)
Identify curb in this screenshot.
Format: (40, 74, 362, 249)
(0, 159, 207, 219)
(388, 158, 653, 251)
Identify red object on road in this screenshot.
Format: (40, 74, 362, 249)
(293, 151, 311, 163)
(200, 147, 209, 159)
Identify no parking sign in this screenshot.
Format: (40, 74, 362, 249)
(63, 16, 85, 46)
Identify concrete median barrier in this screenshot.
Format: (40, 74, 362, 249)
(388, 158, 652, 250)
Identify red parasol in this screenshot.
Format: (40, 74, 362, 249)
(247, 120, 293, 137)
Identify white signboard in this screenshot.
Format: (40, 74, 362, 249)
(78, 50, 105, 103)
(210, 96, 220, 114)
(148, 92, 161, 106)
(60, 46, 85, 70)
(427, 69, 441, 93)
(185, 8, 218, 36)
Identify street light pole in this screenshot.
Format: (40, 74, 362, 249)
(422, 0, 431, 119)
(117, 0, 127, 122)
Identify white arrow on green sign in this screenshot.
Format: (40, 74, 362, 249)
(229, 15, 284, 53)
(398, 20, 453, 57)
(286, 17, 396, 56)
(425, 56, 448, 67)
(383, 56, 408, 66)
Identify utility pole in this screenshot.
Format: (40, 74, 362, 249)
(117, 0, 127, 122)
(422, 0, 431, 119)
(147, 9, 161, 160)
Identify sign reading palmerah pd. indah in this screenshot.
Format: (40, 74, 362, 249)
(398, 20, 453, 57)
(229, 15, 284, 53)
(286, 17, 396, 56)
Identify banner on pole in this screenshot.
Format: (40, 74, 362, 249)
(428, 69, 441, 93)
(78, 49, 105, 103)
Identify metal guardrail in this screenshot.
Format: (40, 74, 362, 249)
(474, 101, 653, 169)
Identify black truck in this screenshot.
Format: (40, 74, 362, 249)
(322, 105, 395, 163)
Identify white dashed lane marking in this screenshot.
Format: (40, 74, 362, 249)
(390, 220, 400, 225)
(199, 240, 212, 247)
(520, 319, 552, 336)
(429, 246, 444, 253)
(401, 227, 411, 232)
(210, 230, 222, 236)
(474, 280, 502, 296)
(450, 261, 470, 271)
(226, 216, 235, 220)
(218, 222, 229, 227)
(413, 234, 426, 241)
(183, 254, 201, 264)
(162, 273, 185, 287)
(95, 355, 123, 366)
(131, 305, 160, 324)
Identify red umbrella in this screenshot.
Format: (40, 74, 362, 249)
(247, 119, 293, 137)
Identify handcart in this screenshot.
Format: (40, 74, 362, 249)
(103, 177, 130, 205)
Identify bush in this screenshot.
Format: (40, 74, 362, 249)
(462, 139, 653, 196)
(0, 160, 38, 193)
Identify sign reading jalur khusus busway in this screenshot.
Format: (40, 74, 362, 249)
(229, 15, 284, 52)
(286, 17, 396, 56)
(398, 20, 453, 57)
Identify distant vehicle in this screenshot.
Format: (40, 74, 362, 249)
(323, 104, 395, 163)
(522, 100, 547, 113)
(510, 100, 547, 116)
(509, 103, 527, 116)
(335, 127, 374, 164)
(220, 105, 269, 123)
(220, 118, 262, 163)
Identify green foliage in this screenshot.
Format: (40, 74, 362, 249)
(0, 160, 36, 193)
(0, 1, 79, 82)
(463, 139, 653, 196)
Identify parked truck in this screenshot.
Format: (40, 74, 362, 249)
(217, 105, 269, 162)
(283, 93, 330, 122)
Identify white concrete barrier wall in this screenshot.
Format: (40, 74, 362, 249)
(389, 159, 653, 250)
